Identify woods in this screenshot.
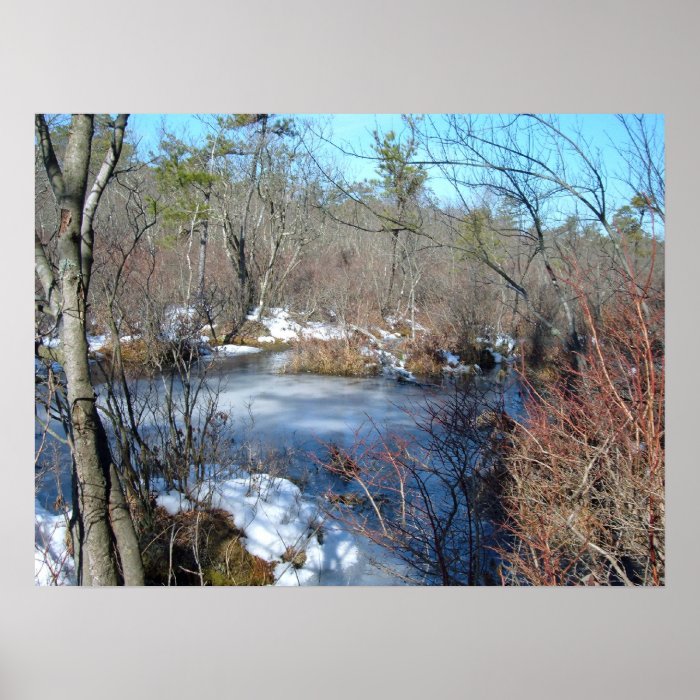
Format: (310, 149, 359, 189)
(34, 113, 664, 586)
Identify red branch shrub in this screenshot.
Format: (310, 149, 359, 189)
(497, 247, 664, 585)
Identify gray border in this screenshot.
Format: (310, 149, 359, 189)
(2, 1, 698, 698)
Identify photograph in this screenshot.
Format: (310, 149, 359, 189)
(34, 112, 665, 587)
(5, 0, 699, 696)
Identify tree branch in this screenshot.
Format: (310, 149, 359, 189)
(35, 231, 59, 318)
(35, 115, 65, 201)
(81, 114, 129, 293)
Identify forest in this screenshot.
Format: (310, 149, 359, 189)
(34, 113, 665, 586)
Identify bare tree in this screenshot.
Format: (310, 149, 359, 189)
(615, 114, 665, 223)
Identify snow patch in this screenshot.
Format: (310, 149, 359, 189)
(35, 502, 74, 586)
(261, 308, 303, 341)
(213, 345, 263, 356)
(87, 334, 107, 352)
(152, 470, 402, 586)
(199, 471, 388, 585)
(252, 308, 347, 343)
(442, 350, 460, 367)
(302, 323, 346, 341)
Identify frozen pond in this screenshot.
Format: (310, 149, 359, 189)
(35, 348, 522, 585)
(36, 349, 522, 507)
(202, 350, 430, 450)
(35, 350, 432, 508)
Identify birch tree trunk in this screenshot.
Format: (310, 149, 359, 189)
(35, 114, 144, 585)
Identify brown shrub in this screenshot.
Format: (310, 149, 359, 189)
(402, 333, 496, 377)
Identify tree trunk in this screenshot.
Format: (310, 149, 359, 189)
(196, 189, 211, 302)
(36, 114, 144, 585)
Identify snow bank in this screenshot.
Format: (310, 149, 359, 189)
(477, 333, 517, 355)
(495, 334, 516, 353)
(302, 322, 346, 341)
(151, 469, 406, 586)
(248, 308, 347, 344)
(35, 468, 390, 586)
(376, 328, 401, 340)
(254, 308, 302, 341)
(161, 306, 198, 341)
(385, 315, 427, 333)
(372, 348, 417, 383)
(442, 350, 460, 367)
(192, 472, 376, 585)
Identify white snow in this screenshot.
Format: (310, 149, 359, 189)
(87, 334, 107, 352)
(442, 350, 460, 367)
(248, 308, 346, 343)
(161, 306, 198, 340)
(436, 349, 477, 375)
(35, 466, 404, 586)
(375, 328, 400, 340)
(257, 308, 303, 341)
(301, 322, 346, 341)
(154, 470, 402, 586)
(477, 333, 516, 354)
(371, 348, 418, 383)
(392, 366, 417, 383)
(246, 306, 263, 320)
(213, 344, 263, 356)
(496, 334, 516, 353)
(35, 501, 74, 586)
(156, 490, 194, 515)
(442, 363, 476, 375)
(384, 315, 426, 333)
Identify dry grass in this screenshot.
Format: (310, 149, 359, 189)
(281, 546, 307, 569)
(283, 338, 379, 377)
(403, 334, 445, 377)
(140, 506, 275, 586)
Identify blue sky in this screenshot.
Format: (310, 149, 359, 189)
(128, 113, 663, 211)
(128, 113, 402, 160)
